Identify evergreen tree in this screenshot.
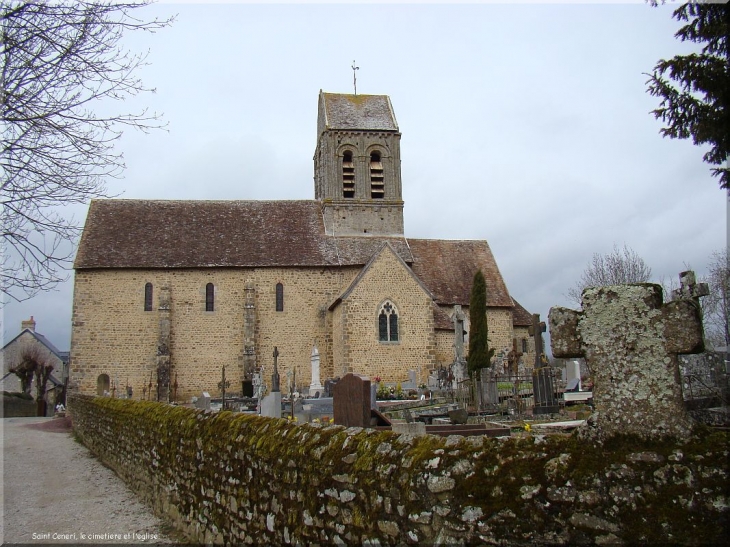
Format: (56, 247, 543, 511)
(467, 270, 494, 377)
(646, 2, 729, 189)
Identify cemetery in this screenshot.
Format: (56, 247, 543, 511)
(68, 277, 729, 545)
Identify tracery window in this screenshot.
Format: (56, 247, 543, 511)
(144, 282, 153, 312)
(370, 151, 384, 199)
(378, 301, 399, 342)
(342, 150, 355, 198)
(276, 283, 284, 312)
(205, 283, 215, 312)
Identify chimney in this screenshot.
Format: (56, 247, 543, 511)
(21, 316, 36, 332)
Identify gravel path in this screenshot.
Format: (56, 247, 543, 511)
(2, 416, 181, 545)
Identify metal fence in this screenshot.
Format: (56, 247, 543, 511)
(453, 368, 566, 414)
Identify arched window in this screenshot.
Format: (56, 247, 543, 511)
(342, 150, 355, 198)
(378, 301, 399, 342)
(370, 151, 384, 199)
(275, 283, 284, 312)
(205, 283, 215, 312)
(97, 374, 110, 396)
(144, 282, 153, 311)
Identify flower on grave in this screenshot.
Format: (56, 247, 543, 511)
(524, 423, 532, 432)
(373, 376, 382, 384)
(329, 418, 335, 424)
(313, 418, 320, 423)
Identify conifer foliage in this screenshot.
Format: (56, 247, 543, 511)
(646, 2, 729, 189)
(467, 270, 494, 377)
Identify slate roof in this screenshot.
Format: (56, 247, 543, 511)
(1, 329, 68, 364)
(511, 298, 533, 327)
(433, 304, 455, 331)
(74, 200, 413, 269)
(407, 239, 513, 308)
(320, 93, 398, 132)
(75, 200, 513, 310)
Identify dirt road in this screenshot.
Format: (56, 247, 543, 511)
(1, 416, 179, 545)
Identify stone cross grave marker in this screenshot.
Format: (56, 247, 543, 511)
(333, 373, 372, 428)
(272, 347, 280, 393)
(549, 281, 705, 440)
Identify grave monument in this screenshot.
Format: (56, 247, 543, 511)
(549, 278, 705, 440)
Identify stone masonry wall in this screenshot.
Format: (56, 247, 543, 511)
(71, 268, 357, 401)
(336, 249, 436, 385)
(70, 395, 728, 546)
(72, 267, 522, 400)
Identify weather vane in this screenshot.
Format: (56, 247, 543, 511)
(352, 60, 359, 95)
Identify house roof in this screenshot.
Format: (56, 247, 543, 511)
(511, 298, 533, 327)
(433, 304, 455, 331)
(1, 329, 68, 364)
(319, 92, 398, 132)
(407, 239, 513, 308)
(74, 200, 413, 269)
(75, 200, 513, 310)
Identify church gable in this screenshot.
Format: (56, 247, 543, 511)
(329, 243, 436, 382)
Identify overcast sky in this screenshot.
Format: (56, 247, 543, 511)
(3, 1, 727, 355)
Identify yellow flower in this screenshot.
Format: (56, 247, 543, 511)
(524, 423, 532, 432)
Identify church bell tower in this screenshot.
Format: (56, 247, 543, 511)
(314, 91, 404, 236)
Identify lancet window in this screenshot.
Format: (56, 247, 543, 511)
(378, 300, 399, 342)
(205, 283, 215, 312)
(144, 282, 153, 312)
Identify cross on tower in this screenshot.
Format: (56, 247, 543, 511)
(352, 60, 359, 95)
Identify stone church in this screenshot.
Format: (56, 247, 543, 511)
(70, 91, 535, 401)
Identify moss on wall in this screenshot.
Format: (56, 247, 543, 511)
(69, 395, 729, 545)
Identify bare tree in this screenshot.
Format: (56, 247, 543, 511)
(9, 344, 53, 396)
(567, 244, 653, 306)
(701, 249, 729, 350)
(1, 1, 174, 303)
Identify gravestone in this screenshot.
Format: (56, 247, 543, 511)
(195, 392, 211, 410)
(530, 314, 559, 414)
(309, 345, 324, 398)
(549, 282, 705, 440)
(261, 353, 282, 419)
(333, 373, 371, 428)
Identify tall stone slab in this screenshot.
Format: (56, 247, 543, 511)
(242, 283, 256, 396)
(309, 345, 324, 397)
(549, 283, 704, 440)
(333, 373, 372, 428)
(156, 283, 172, 402)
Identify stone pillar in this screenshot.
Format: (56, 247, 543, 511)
(309, 345, 324, 397)
(242, 283, 256, 396)
(156, 284, 172, 402)
(549, 283, 705, 440)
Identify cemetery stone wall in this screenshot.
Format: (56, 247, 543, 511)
(69, 395, 728, 546)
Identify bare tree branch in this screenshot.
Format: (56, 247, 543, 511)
(1, 1, 174, 302)
(567, 244, 653, 306)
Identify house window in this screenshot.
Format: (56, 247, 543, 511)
(144, 282, 153, 312)
(205, 283, 215, 312)
(370, 151, 384, 199)
(521, 338, 528, 353)
(342, 150, 355, 198)
(378, 301, 399, 342)
(275, 283, 284, 312)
